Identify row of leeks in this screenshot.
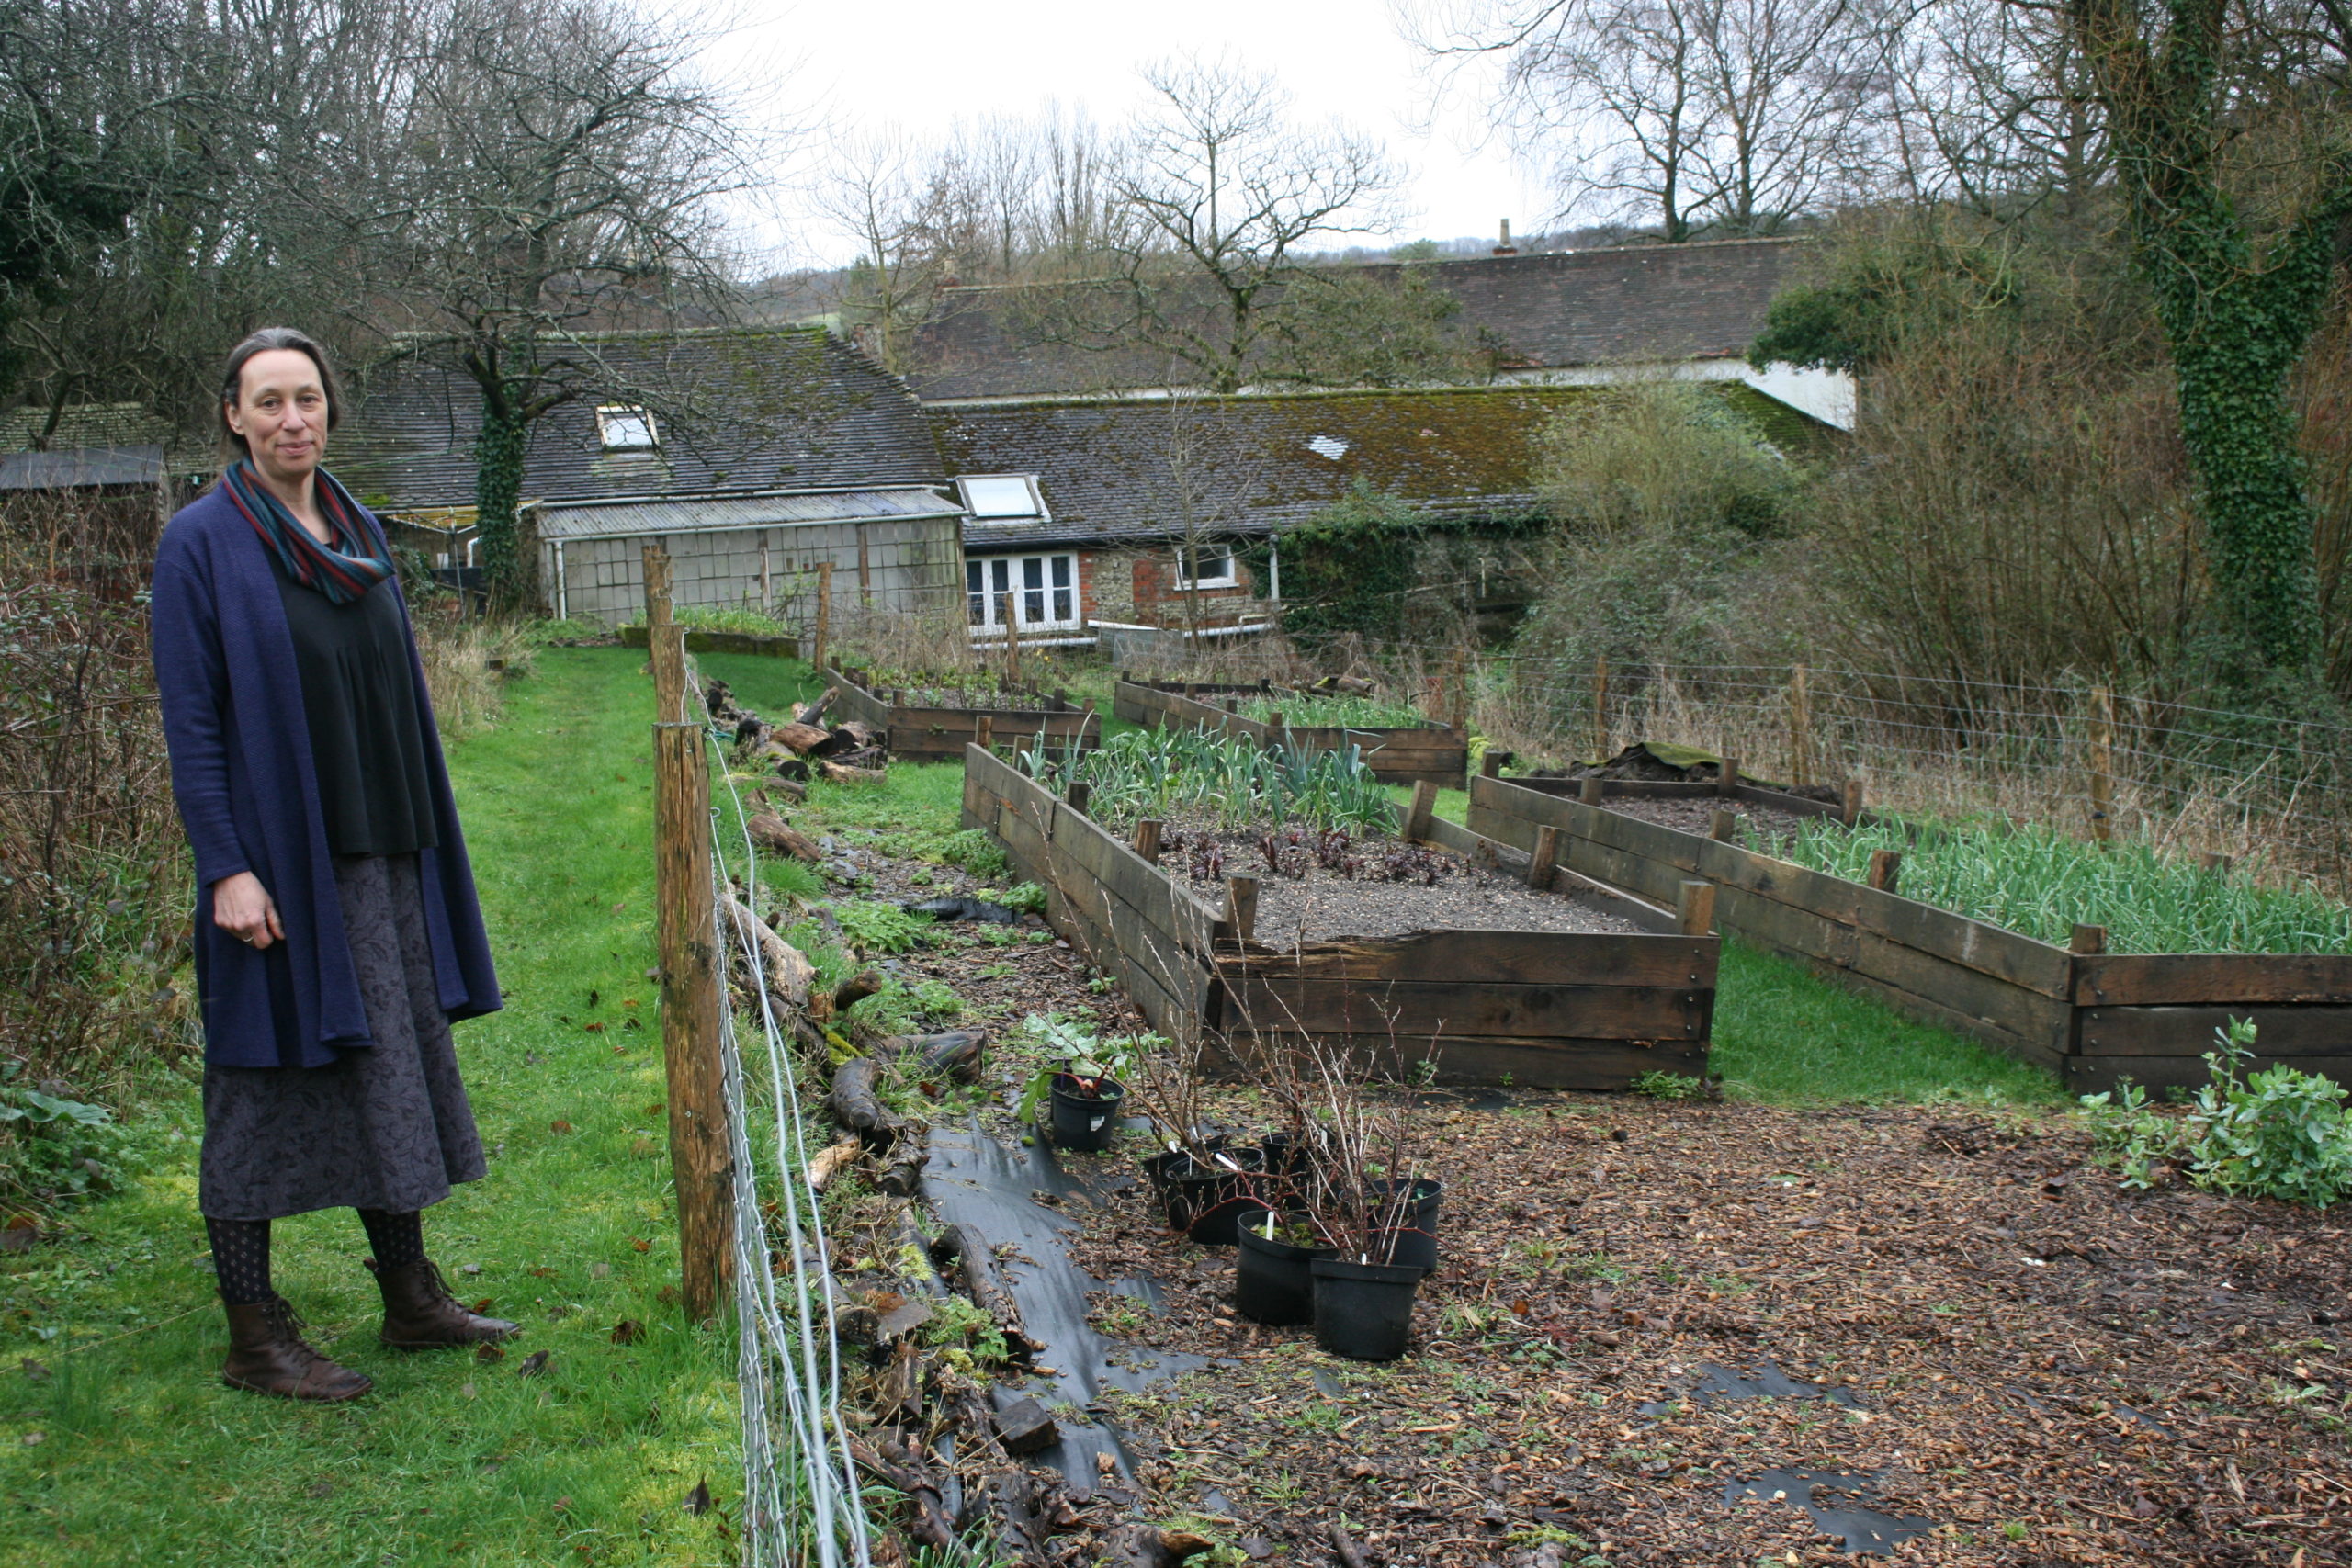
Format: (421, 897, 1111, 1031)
(1762, 817, 2352, 956)
(1016, 725, 1397, 836)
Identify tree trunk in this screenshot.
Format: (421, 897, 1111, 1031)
(474, 399, 530, 615)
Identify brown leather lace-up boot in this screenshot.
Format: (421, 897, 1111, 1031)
(220, 1295, 373, 1402)
(370, 1258, 521, 1349)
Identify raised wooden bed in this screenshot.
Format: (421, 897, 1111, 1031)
(825, 665, 1102, 764)
(619, 625, 799, 657)
(1112, 679, 1468, 787)
(1467, 774, 2352, 1093)
(961, 747, 1719, 1089)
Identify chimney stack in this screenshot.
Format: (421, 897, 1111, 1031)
(1492, 219, 1519, 256)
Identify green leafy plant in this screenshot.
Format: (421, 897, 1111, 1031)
(1628, 1071, 1706, 1101)
(2081, 1019, 2352, 1205)
(1012, 1013, 1141, 1124)
(994, 882, 1048, 916)
(940, 829, 1012, 880)
(836, 900, 931, 955)
(920, 1292, 1009, 1372)
(0, 1087, 128, 1202)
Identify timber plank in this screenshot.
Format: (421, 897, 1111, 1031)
(2078, 1005, 2352, 1055)
(1848, 931, 2073, 1053)
(2074, 954, 2352, 1006)
(2067, 1054, 2352, 1094)
(1217, 978, 1709, 1039)
(1215, 1032, 1708, 1089)
(1217, 930, 1714, 987)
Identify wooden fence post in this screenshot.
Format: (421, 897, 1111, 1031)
(1710, 808, 1738, 842)
(1677, 879, 1717, 937)
(652, 719, 732, 1325)
(642, 541, 673, 626)
(812, 559, 833, 674)
(1133, 819, 1163, 863)
(1481, 750, 1504, 780)
(1842, 778, 1864, 827)
(1717, 752, 1740, 797)
(2088, 684, 2115, 844)
(1067, 780, 1091, 818)
(1867, 850, 1902, 893)
(1578, 775, 1602, 806)
(1001, 592, 1021, 684)
(1526, 825, 1559, 891)
(975, 715, 993, 753)
(1403, 780, 1438, 843)
(1592, 655, 1611, 758)
(642, 545, 684, 723)
(2069, 923, 2108, 955)
(1788, 663, 1811, 788)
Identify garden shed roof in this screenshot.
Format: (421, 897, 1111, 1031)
(535, 485, 963, 542)
(337, 326, 944, 513)
(0, 444, 164, 491)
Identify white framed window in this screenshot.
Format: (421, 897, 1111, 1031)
(967, 553, 1078, 630)
(956, 474, 1046, 519)
(597, 405, 658, 450)
(1175, 545, 1237, 590)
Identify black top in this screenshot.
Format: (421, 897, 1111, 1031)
(272, 561, 439, 857)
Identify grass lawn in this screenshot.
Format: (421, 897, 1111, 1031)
(0, 647, 741, 1567)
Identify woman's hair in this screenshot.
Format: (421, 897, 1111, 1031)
(218, 327, 343, 459)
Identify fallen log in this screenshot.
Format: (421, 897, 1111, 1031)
(828, 1056, 905, 1145)
(819, 759, 888, 785)
(806, 1136, 860, 1190)
(876, 1030, 986, 1081)
(794, 688, 838, 727)
(814, 719, 885, 758)
(834, 967, 886, 1013)
(928, 1224, 1040, 1359)
(771, 720, 833, 755)
(852, 1438, 956, 1552)
(721, 896, 814, 1010)
(746, 812, 822, 862)
(1099, 1524, 1218, 1567)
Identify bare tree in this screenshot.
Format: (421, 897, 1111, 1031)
(1102, 56, 1404, 393)
(815, 128, 955, 375)
(1411, 0, 1891, 237)
(370, 0, 756, 607)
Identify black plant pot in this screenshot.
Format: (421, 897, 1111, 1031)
(1311, 1256, 1422, 1361)
(1233, 1204, 1334, 1326)
(1142, 1148, 1268, 1245)
(1366, 1178, 1442, 1274)
(1047, 1074, 1125, 1153)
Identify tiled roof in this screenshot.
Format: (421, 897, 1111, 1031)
(905, 238, 1805, 400)
(335, 326, 947, 511)
(933, 385, 1610, 549)
(0, 402, 176, 453)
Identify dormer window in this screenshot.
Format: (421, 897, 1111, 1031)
(598, 405, 659, 450)
(956, 474, 1046, 519)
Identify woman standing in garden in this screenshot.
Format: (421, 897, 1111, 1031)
(151, 328, 515, 1402)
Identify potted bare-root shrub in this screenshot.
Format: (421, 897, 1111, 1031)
(1295, 1045, 1430, 1361)
(1124, 1023, 1264, 1245)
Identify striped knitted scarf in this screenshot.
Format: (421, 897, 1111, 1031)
(220, 460, 394, 605)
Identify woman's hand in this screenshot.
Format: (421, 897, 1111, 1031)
(212, 872, 286, 951)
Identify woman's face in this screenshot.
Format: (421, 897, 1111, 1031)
(225, 349, 330, 484)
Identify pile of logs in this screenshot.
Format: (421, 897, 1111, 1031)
(705, 677, 887, 785)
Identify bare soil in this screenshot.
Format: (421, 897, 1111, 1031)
(1588, 794, 1825, 853)
(1157, 811, 1648, 945)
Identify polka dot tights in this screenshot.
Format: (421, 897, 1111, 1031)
(205, 1209, 428, 1304)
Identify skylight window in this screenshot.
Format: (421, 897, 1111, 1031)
(956, 474, 1046, 519)
(597, 406, 658, 450)
(1306, 434, 1350, 460)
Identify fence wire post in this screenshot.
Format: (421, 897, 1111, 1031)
(1787, 662, 1812, 787)
(813, 559, 832, 673)
(654, 716, 733, 1325)
(1592, 654, 1610, 757)
(2089, 684, 2115, 844)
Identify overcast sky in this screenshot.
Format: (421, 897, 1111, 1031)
(704, 0, 1546, 272)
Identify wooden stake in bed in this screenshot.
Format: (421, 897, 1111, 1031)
(1526, 825, 1559, 891)
(1224, 876, 1259, 942)
(1404, 779, 1437, 843)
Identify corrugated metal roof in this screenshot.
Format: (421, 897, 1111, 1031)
(536, 485, 964, 542)
(0, 445, 164, 491)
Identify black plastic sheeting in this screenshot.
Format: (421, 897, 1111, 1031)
(1723, 1469, 1936, 1555)
(1641, 1360, 1862, 1416)
(922, 1117, 1208, 1496)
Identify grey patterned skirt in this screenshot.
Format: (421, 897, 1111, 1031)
(199, 852, 489, 1220)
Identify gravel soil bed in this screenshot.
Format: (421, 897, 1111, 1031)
(1156, 811, 1646, 944)
(1047, 1093, 2352, 1567)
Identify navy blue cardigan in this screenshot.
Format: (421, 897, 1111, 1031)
(151, 484, 502, 1068)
